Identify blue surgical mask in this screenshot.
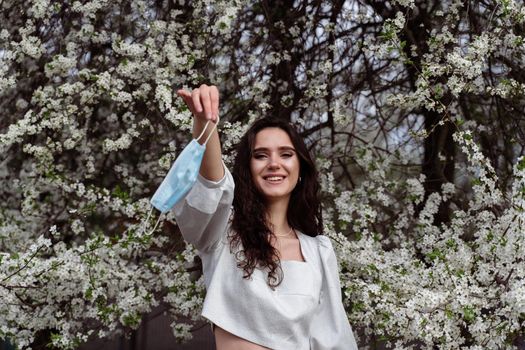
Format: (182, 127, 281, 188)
(150, 120, 217, 213)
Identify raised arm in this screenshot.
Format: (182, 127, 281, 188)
(177, 84, 224, 181)
(172, 84, 234, 252)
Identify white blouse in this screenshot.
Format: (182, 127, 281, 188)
(172, 166, 358, 350)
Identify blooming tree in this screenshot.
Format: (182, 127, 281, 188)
(0, 0, 248, 348)
(1, 0, 525, 349)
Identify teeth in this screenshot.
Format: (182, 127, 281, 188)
(266, 176, 284, 181)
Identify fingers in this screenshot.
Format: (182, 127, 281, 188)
(210, 86, 219, 123)
(199, 85, 213, 121)
(191, 88, 203, 115)
(178, 85, 219, 123)
(177, 89, 196, 115)
(176, 89, 191, 98)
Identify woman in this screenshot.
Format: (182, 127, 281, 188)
(172, 84, 358, 350)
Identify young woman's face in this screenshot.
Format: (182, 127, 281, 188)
(250, 127, 300, 202)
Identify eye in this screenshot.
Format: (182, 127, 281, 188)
(253, 153, 267, 159)
(281, 153, 294, 158)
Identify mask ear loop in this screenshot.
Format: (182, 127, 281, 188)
(143, 206, 153, 231)
(149, 211, 163, 234)
(141, 206, 164, 236)
(195, 117, 219, 146)
(140, 206, 155, 236)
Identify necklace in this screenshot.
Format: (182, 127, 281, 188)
(274, 227, 293, 238)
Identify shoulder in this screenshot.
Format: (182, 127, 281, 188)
(314, 235, 334, 249)
(297, 232, 334, 250)
(314, 235, 339, 268)
(315, 235, 337, 259)
(298, 232, 337, 261)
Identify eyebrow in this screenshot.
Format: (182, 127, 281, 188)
(253, 146, 296, 152)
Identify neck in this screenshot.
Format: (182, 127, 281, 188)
(265, 196, 291, 234)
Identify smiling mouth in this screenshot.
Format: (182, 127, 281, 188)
(263, 176, 285, 183)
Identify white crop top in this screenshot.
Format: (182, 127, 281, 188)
(172, 166, 358, 350)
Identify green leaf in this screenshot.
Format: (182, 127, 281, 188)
(462, 305, 476, 323)
(445, 238, 457, 249)
(427, 248, 445, 262)
(112, 185, 130, 201)
(85, 287, 93, 300)
(122, 312, 141, 328)
(517, 157, 525, 171)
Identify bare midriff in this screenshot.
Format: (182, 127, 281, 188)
(214, 325, 271, 350)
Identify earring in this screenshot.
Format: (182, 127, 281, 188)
(299, 176, 302, 182)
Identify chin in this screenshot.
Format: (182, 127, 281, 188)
(259, 188, 292, 200)
(264, 192, 288, 199)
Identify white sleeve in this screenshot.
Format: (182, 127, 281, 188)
(310, 235, 359, 350)
(172, 164, 234, 252)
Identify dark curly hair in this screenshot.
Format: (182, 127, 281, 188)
(230, 117, 323, 288)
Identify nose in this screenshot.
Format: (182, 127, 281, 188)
(267, 155, 281, 169)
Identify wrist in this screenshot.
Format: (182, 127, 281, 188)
(193, 118, 216, 143)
